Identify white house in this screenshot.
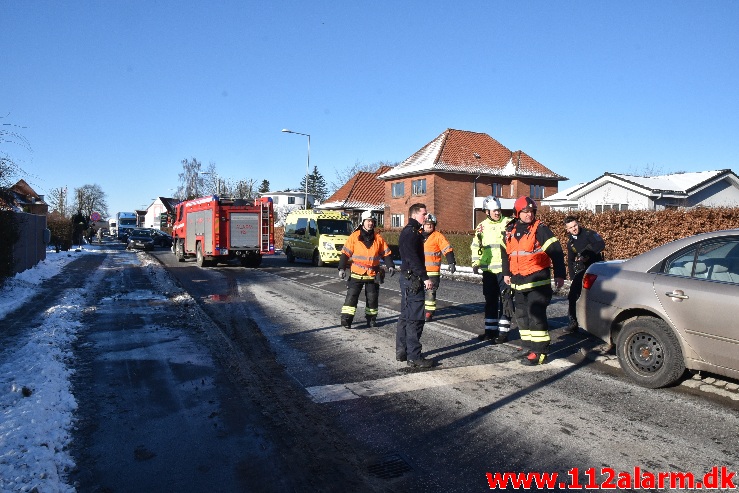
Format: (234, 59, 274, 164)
(542, 170, 739, 212)
(259, 190, 316, 209)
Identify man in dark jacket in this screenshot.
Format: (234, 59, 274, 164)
(564, 216, 605, 334)
(396, 203, 435, 368)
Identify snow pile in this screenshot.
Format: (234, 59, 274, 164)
(0, 248, 93, 493)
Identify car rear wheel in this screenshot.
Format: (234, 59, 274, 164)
(616, 317, 686, 388)
(285, 247, 295, 263)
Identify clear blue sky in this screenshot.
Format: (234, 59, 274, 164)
(4, 0, 739, 217)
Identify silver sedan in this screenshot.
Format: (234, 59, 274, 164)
(577, 229, 739, 388)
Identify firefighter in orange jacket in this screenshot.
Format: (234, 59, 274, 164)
(421, 213, 456, 321)
(338, 210, 396, 329)
(503, 197, 566, 365)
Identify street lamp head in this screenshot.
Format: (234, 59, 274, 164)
(281, 129, 292, 133)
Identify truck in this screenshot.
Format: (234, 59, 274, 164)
(171, 195, 274, 267)
(108, 218, 117, 237)
(116, 212, 137, 240)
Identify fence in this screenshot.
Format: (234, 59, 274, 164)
(12, 212, 48, 275)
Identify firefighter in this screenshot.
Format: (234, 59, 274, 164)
(471, 196, 514, 343)
(338, 210, 395, 329)
(503, 196, 566, 365)
(421, 213, 456, 321)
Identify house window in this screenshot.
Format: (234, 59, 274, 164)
(530, 185, 545, 199)
(288, 196, 296, 204)
(391, 182, 405, 198)
(492, 183, 503, 197)
(412, 179, 426, 195)
(391, 214, 405, 228)
(596, 204, 627, 213)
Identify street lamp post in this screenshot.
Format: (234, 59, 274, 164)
(281, 129, 311, 209)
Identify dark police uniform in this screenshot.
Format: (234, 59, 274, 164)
(566, 226, 605, 328)
(396, 216, 429, 363)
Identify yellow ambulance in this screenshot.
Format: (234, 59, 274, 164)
(283, 210, 354, 266)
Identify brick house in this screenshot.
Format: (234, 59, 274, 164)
(319, 165, 392, 226)
(378, 129, 566, 230)
(0, 179, 49, 214)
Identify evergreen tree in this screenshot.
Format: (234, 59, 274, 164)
(300, 166, 328, 202)
(258, 180, 270, 194)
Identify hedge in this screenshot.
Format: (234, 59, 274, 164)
(275, 208, 739, 268)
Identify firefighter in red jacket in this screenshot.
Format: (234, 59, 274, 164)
(338, 211, 395, 329)
(503, 197, 566, 365)
(421, 213, 456, 321)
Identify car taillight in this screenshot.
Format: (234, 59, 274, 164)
(582, 273, 598, 289)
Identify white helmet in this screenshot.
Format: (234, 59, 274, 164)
(482, 195, 501, 211)
(360, 210, 374, 222)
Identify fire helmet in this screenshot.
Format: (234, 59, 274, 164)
(424, 213, 437, 225)
(360, 210, 374, 222)
(514, 196, 538, 217)
(482, 195, 502, 212)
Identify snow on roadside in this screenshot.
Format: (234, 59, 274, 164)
(0, 247, 104, 493)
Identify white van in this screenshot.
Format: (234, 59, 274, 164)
(283, 210, 353, 266)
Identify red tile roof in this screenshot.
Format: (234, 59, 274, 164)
(322, 166, 392, 211)
(379, 129, 566, 181)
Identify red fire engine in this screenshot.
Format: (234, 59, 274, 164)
(171, 195, 274, 267)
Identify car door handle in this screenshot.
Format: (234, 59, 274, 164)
(666, 290, 689, 300)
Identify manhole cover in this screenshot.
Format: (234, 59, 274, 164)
(367, 453, 413, 479)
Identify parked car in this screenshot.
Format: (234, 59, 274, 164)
(577, 229, 739, 388)
(126, 229, 155, 251)
(149, 229, 173, 248)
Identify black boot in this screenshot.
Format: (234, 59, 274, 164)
(494, 332, 508, 344)
(477, 329, 498, 341)
(366, 317, 377, 328)
(564, 317, 578, 334)
(341, 317, 353, 330)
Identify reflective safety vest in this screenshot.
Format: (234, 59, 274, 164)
(341, 230, 392, 280)
(506, 220, 556, 290)
(471, 216, 509, 273)
(424, 231, 453, 276)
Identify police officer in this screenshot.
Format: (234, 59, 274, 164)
(396, 203, 434, 368)
(503, 197, 566, 365)
(564, 216, 605, 334)
(338, 211, 395, 329)
(421, 213, 456, 321)
(471, 196, 514, 343)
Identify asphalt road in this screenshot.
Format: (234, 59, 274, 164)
(146, 249, 739, 492)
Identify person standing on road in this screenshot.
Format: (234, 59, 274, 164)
(421, 213, 456, 322)
(396, 203, 435, 368)
(503, 196, 566, 365)
(563, 216, 605, 334)
(471, 196, 514, 344)
(338, 210, 395, 329)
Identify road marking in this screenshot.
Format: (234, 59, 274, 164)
(306, 359, 573, 403)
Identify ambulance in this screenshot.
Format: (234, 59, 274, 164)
(283, 210, 353, 266)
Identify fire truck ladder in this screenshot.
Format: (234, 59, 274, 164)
(260, 200, 271, 252)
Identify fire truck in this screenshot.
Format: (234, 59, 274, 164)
(171, 195, 274, 267)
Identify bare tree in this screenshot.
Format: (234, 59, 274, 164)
(72, 184, 109, 218)
(329, 160, 396, 193)
(232, 178, 258, 201)
(0, 116, 31, 188)
(47, 186, 70, 217)
(176, 158, 205, 200)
